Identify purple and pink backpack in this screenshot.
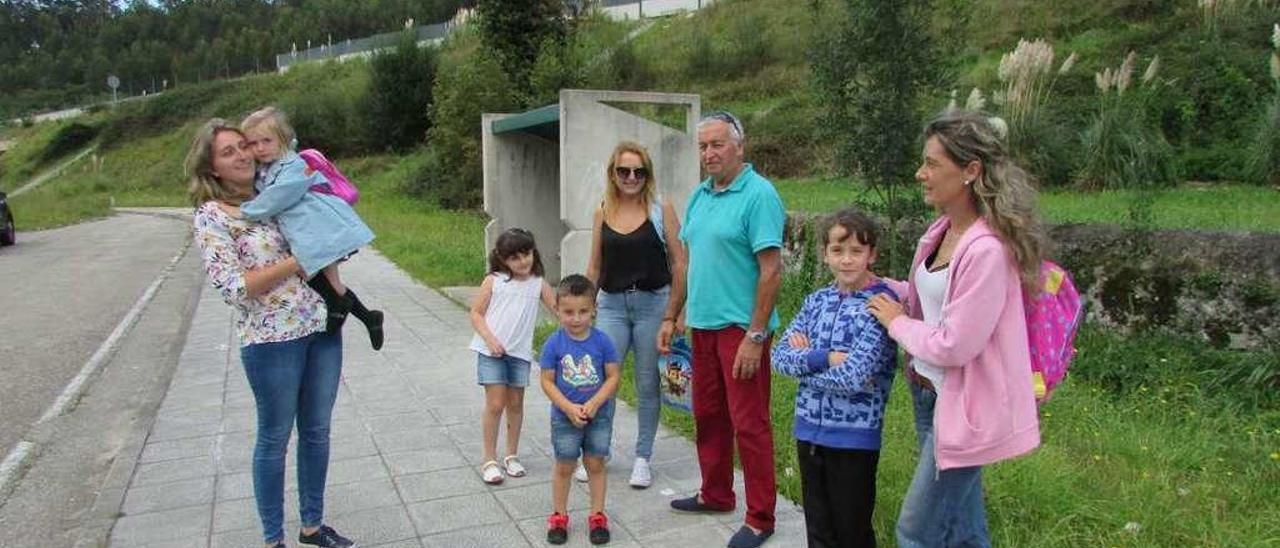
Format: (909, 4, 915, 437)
(1024, 260, 1084, 403)
(300, 148, 359, 205)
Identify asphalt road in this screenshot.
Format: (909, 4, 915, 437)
(0, 212, 191, 476)
(0, 211, 207, 545)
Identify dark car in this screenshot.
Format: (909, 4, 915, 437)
(0, 191, 14, 246)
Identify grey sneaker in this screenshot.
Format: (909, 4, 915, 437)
(299, 525, 354, 548)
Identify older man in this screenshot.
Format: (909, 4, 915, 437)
(659, 111, 784, 548)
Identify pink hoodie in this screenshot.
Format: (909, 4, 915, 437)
(887, 216, 1040, 470)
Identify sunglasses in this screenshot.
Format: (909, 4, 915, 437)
(614, 166, 649, 181)
(703, 110, 744, 140)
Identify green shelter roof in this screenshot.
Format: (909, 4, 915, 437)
(491, 104, 559, 139)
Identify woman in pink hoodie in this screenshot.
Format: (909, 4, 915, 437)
(868, 111, 1046, 547)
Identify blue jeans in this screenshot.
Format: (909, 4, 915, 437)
(240, 331, 343, 544)
(896, 382, 991, 548)
(596, 285, 668, 459)
(550, 399, 616, 460)
(475, 352, 531, 387)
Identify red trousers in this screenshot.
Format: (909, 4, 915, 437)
(691, 327, 777, 531)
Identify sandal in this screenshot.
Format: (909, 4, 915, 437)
(481, 460, 504, 484)
(503, 455, 527, 477)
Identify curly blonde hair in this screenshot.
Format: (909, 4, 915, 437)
(924, 110, 1048, 293)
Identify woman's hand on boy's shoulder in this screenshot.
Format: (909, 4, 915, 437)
(867, 293, 903, 328)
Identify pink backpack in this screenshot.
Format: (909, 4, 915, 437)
(300, 148, 359, 205)
(1024, 260, 1084, 403)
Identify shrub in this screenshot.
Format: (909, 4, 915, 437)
(1245, 25, 1280, 184)
(528, 36, 588, 107)
(476, 0, 568, 98)
(281, 81, 371, 158)
(600, 38, 652, 91)
(366, 32, 437, 152)
(1077, 52, 1178, 193)
(992, 39, 1078, 186)
(39, 122, 99, 163)
(743, 95, 824, 179)
(416, 44, 518, 208)
(98, 79, 235, 147)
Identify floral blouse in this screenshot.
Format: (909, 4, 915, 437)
(193, 201, 325, 347)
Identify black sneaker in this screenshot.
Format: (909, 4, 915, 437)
(299, 525, 355, 548)
(588, 512, 611, 545)
(546, 512, 569, 545)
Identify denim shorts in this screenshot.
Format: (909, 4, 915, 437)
(476, 353, 531, 387)
(550, 400, 615, 460)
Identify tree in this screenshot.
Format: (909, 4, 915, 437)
(367, 31, 437, 152)
(809, 0, 937, 275)
(476, 0, 567, 103)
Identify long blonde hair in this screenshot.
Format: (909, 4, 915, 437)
(924, 110, 1048, 292)
(602, 141, 657, 219)
(185, 118, 251, 207)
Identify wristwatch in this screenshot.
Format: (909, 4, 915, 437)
(745, 330, 767, 344)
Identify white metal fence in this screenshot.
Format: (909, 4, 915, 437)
(274, 0, 716, 72)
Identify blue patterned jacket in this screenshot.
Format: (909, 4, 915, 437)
(772, 281, 898, 450)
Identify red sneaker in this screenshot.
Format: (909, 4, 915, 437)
(546, 512, 569, 545)
(588, 512, 610, 545)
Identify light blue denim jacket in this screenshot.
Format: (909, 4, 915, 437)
(240, 150, 374, 278)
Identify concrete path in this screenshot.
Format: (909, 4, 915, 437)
(104, 248, 804, 547)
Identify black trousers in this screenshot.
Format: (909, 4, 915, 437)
(797, 440, 880, 548)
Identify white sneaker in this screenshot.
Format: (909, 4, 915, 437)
(573, 460, 589, 482)
(629, 457, 652, 489)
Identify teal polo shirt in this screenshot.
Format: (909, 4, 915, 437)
(679, 163, 786, 332)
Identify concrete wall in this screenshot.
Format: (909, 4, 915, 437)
(481, 113, 562, 277)
(482, 90, 700, 282)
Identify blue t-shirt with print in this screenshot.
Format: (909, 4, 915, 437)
(539, 327, 619, 421)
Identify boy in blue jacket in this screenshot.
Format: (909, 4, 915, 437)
(771, 207, 897, 547)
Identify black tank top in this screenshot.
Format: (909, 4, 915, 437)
(600, 219, 672, 293)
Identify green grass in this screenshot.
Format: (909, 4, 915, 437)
(774, 177, 1280, 232)
(0, 120, 88, 192)
(573, 313, 1280, 546)
(342, 152, 488, 287)
(529, 265, 1279, 546)
(8, 124, 194, 229)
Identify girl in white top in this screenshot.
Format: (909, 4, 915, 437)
(469, 228, 557, 484)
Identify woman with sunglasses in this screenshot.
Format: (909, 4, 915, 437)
(583, 141, 688, 488)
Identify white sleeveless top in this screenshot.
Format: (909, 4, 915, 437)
(469, 273, 543, 362)
(911, 262, 949, 389)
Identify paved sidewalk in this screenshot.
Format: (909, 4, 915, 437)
(107, 249, 804, 547)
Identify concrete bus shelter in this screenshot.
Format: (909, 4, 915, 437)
(481, 89, 701, 281)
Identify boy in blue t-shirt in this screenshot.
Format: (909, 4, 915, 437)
(771, 208, 898, 547)
(539, 275, 620, 545)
